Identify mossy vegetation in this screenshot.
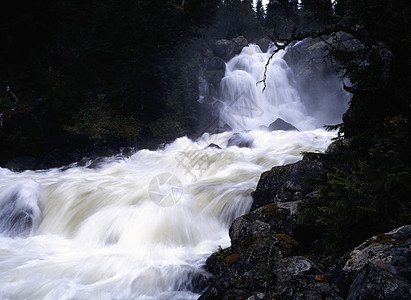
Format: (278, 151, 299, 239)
(296, 0, 411, 254)
(275, 233, 302, 257)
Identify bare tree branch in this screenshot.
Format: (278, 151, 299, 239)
(257, 22, 393, 94)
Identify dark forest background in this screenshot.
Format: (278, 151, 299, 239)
(0, 0, 358, 163)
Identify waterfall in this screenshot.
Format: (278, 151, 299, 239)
(215, 45, 314, 131)
(0, 44, 342, 299)
(213, 43, 348, 131)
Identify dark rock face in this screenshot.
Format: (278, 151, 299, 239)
(205, 143, 222, 150)
(283, 34, 355, 126)
(341, 225, 411, 299)
(275, 256, 343, 300)
(256, 37, 272, 53)
(227, 132, 253, 148)
(5, 156, 38, 171)
(40, 149, 73, 169)
(201, 209, 410, 299)
(200, 203, 341, 299)
(200, 156, 410, 299)
(251, 160, 321, 211)
(230, 203, 297, 242)
(212, 36, 248, 61)
(202, 36, 249, 105)
(268, 118, 299, 131)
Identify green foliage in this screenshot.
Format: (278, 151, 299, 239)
(212, 0, 263, 40)
(65, 98, 141, 141)
(295, 0, 411, 254)
(265, 0, 299, 37)
(256, 0, 265, 25)
(216, 245, 225, 262)
(253, 235, 278, 287)
(299, 138, 410, 251)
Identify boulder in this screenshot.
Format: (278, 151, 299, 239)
(200, 201, 304, 299)
(201, 233, 339, 299)
(205, 56, 226, 71)
(0, 180, 40, 238)
(40, 148, 73, 169)
(213, 36, 248, 61)
(341, 225, 411, 299)
(205, 143, 222, 150)
(275, 256, 343, 300)
(227, 132, 253, 148)
(230, 203, 297, 244)
(251, 160, 321, 211)
(268, 118, 299, 131)
(5, 156, 38, 171)
(255, 37, 272, 53)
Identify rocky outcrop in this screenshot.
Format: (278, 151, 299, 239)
(227, 132, 254, 148)
(201, 36, 249, 106)
(251, 160, 321, 211)
(200, 200, 342, 299)
(268, 118, 299, 132)
(5, 156, 38, 172)
(283, 33, 358, 126)
(341, 225, 411, 299)
(255, 37, 272, 53)
(212, 36, 248, 62)
(200, 159, 410, 299)
(275, 256, 343, 300)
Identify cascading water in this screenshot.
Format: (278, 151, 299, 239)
(0, 44, 343, 299)
(216, 45, 314, 131)
(215, 44, 348, 131)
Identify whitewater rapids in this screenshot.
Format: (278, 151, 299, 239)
(0, 129, 335, 299)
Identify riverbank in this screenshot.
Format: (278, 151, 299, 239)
(199, 157, 411, 299)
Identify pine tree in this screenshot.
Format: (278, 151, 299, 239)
(256, 0, 265, 25)
(300, 0, 333, 23)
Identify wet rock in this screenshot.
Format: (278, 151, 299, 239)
(201, 235, 337, 299)
(40, 148, 73, 169)
(200, 233, 281, 299)
(256, 38, 272, 53)
(205, 143, 222, 150)
(325, 139, 349, 154)
(251, 160, 322, 210)
(205, 56, 226, 71)
(213, 36, 248, 61)
(200, 201, 304, 299)
(275, 256, 343, 300)
(230, 203, 297, 242)
(268, 118, 299, 131)
(342, 225, 411, 299)
(5, 156, 38, 171)
(227, 133, 253, 148)
(283, 34, 354, 126)
(0, 180, 40, 237)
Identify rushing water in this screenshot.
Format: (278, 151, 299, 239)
(0, 44, 344, 299)
(218, 44, 317, 131)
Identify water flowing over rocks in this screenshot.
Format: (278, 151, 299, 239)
(202, 36, 249, 106)
(283, 34, 355, 126)
(0, 180, 41, 237)
(227, 132, 254, 148)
